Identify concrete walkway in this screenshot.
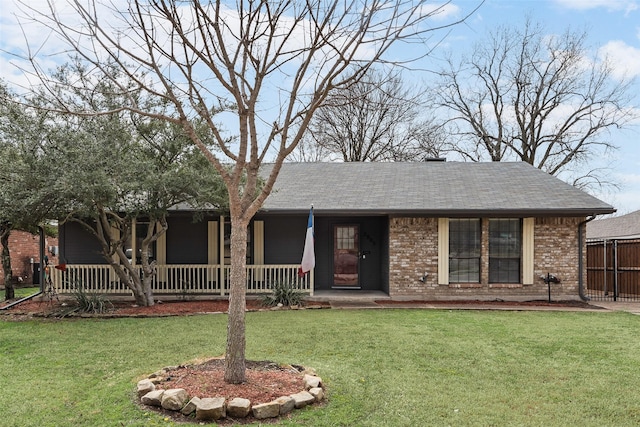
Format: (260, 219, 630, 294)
(307, 291, 640, 313)
(587, 301, 640, 315)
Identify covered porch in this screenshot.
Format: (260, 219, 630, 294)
(49, 264, 314, 296)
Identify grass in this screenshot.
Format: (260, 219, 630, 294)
(0, 286, 40, 302)
(2, 308, 640, 426)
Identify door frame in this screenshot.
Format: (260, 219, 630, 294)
(331, 223, 361, 289)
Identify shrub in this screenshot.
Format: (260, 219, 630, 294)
(64, 282, 113, 315)
(261, 281, 305, 307)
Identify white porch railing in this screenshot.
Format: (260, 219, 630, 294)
(49, 264, 313, 296)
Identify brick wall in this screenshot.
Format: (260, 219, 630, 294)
(389, 218, 439, 297)
(388, 216, 585, 301)
(533, 217, 582, 298)
(0, 230, 59, 286)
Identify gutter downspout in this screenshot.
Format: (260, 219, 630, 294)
(1, 226, 46, 310)
(578, 215, 597, 301)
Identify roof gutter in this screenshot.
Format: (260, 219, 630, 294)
(259, 208, 616, 217)
(578, 215, 598, 301)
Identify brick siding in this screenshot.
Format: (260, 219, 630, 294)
(389, 216, 585, 301)
(0, 230, 59, 286)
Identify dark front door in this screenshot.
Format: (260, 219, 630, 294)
(333, 224, 359, 288)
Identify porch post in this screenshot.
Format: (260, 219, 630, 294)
(310, 269, 314, 296)
(207, 220, 218, 293)
(220, 216, 225, 296)
(131, 218, 137, 266)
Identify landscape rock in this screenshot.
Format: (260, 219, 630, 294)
(227, 397, 251, 418)
(141, 390, 164, 407)
(148, 370, 164, 378)
(137, 379, 155, 397)
(309, 387, 324, 401)
(303, 367, 317, 376)
(252, 401, 280, 419)
(290, 390, 316, 408)
(195, 397, 226, 421)
(304, 374, 322, 389)
(181, 397, 201, 415)
(161, 388, 189, 411)
(138, 362, 325, 421)
(275, 396, 296, 415)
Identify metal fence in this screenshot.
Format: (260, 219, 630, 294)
(587, 239, 640, 301)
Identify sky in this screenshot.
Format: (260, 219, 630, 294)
(0, 0, 639, 214)
(433, 0, 640, 215)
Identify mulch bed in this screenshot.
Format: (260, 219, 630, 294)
(142, 358, 312, 425)
(158, 358, 307, 406)
(0, 298, 330, 318)
(375, 299, 601, 309)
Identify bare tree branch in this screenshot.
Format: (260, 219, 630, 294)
(11, 0, 479, 384)
(296, 67, 444, 161)
(432, 17, 636, 189)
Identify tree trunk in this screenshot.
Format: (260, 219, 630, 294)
(106, 245, 148, 307)
(107, 258, 149, 306)
(91, 212, 155, 307)
(139, 220, 166, 308)
(123, 267, 148, 306)
(140, 258, 155, 307)
(224, 217, 248, 384)
(1, 224, 14, 301)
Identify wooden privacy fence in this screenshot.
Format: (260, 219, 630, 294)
(587, 239, 640, 301)
(49, 264, 313, 297)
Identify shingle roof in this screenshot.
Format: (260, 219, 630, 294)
(260, 162, 615, 216)
(587, 210, 640, 240)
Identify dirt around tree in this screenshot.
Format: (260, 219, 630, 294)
(143, 358, 316, 425)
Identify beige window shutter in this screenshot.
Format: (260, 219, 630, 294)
(219, 217, 226, 265)
(110, 224, 120, 263)
(254, 221, 264, 265)
(156, 221, 166, 266)
(438, 218, 449, 285)
(254, 221, 264, 281)
(522, 218, 535, 285)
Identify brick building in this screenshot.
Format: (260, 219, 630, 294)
(0, 230, 59, 286)
(56, 162, 614, 301)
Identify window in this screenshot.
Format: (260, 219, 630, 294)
(489, 219, 522, 283)
(449, 219, 481, 283)
(335, 225, 357, 250)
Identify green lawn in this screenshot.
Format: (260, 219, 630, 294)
(2, 308, 640, 426)
(0, 286, 40, 302)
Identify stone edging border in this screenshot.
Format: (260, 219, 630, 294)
(136, 364, 324, 422)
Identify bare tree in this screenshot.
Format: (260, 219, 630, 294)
(288, 135, 332, 162)
(294, 68, 444, 162)
(433, 18, 636, 187)
(12, 0, 478, 383)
